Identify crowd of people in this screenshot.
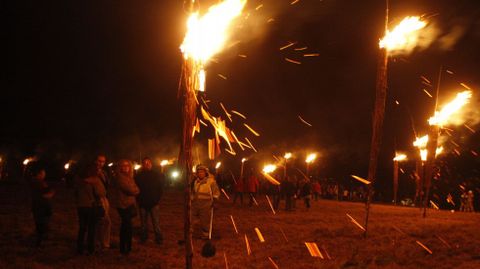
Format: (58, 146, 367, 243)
(24, 155, 477, 257)
(27, 155, 167, 255)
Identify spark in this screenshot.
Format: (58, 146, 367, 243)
(231, 110, 247, 119)
(224, 252, 230, 269)
(221, 188, 230, 200)
(266, 195, 276, 214)
(423, 89, 433, 97)
(220, 102, 232, 122)
(446, 70, 454, 74)
(305, 242, 324, 258)
(231, 131, 245, 151)
(251, 194, 259, 205)
(218, 74, 227, 80)
(244, 123, 260, 136)
(244, 234, 252, 255)
(268, 257, 279, 269)
(254, 227, 265, 242)
(322, 245, 332, 260)
(471, 150, 478, 156)
(303, 53, 319, 57)
(460, 83, 472, 90)
(285, 57, 301, 64)
(279, 42, 296, 50)
(430, 200, 439, 210)
(238, 54, 247, 58)
(395, 100, 400, 105)
(420, 76, 431, 84)
(291, 0, 300, 5)
(464, 124, 475, 133)
(199, 119, 208, 126)
(435, 235, 452, 249)
(346, 213, 366, 231)
(294, 47, 308, 51)
(230, 215, 239, 234)
(351, 175, 371, 185)
(255, 4, 263, 10)
(298, 115, 313, 126)
(280, 227, 288, 242)
(416, 240, 433, 254)
(244, 137, 257, 152)
(267, 18, 275, 23)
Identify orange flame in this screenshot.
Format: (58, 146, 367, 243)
(428, 90, 472, 126)
(379, 16, 427, 52)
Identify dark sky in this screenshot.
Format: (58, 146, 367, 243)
(3, 0, 480, 179)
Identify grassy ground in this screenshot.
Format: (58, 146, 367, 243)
(1, 182, 480, 269)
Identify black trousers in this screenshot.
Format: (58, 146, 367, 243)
(117, 208, 134, 254)
(233, 192, 243, 205)
(32, 206, 51, 247)
(77, 207, 97, 254)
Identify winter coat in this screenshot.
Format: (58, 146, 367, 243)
(75, 176, 106, 208)
(135, 169, 164, 209)
(193, 176, 220, 201)
(246, 175, 259, 193)
(110, 173, 140, 209)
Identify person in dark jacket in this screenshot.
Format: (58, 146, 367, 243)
(281, 176, 296, 211)
(299, 178, 312, 210)
(135, 157, 164, 244)
(29, 164, 55, 247)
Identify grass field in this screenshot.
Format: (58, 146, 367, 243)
(1, 182, 480, 269)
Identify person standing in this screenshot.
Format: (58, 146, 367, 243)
(94, 154, 112, 249)
(29, 164, 55, 248)
(191, 165, 220, 239)
(110, 160, 140, 255)
(299, 178, 312, 210)
(233, 177, 244, 205)
(135, 157, 164, 244)
(312, 180, 321, 201)
(75, 165, 106, 255)
(245, 170, 259, 207)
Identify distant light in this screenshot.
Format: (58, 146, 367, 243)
(134, 164, 141, 170)
(64, 163, 70, 170)
(160, 160, 169, 166)
(284, 152, 292, 160)
(241, 158, 247, 163)
(171, 171, 180, 179)
(306, 153, 317, 163)
(215, 162, 221, 169)
(108, 162, 114, 167)
(23, 158, 33, 166)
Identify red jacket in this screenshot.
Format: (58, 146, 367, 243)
(246, 176, 259, 193)
(234, 179, 244, 192)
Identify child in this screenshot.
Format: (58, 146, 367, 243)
(30, 164, 55, 247)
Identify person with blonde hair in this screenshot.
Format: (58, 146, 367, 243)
(110, 160, 139, 255)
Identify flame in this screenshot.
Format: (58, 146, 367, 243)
(428, 91, 472, 126)
(393, 153, 407, 161)
(306, 153, 317, 163)
(64, 163, 70, 170)
(23, 157, 33, 166)
(263, 164, 277, 174)
(198, 69, 206, 92)
(420, 149, 428, 161)
(134, 163, 141, 170)
(413, 135, 429, 148)
(216, 162, 222, 169)
(160, 160, 169, 166)
(180, 0, 246, 64)
(379, 16, 427, 52)
(284, 152, 292, 160)
(241, 158, 247, 163)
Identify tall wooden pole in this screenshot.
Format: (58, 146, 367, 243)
(179, 59, 197, 269)
(422, 67, 442, 218)
(364, 0, 389, 238)
(393, 160, 399, 204)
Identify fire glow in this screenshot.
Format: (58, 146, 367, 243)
(428, 90, 472, 126)
(379, 16, 427, 53)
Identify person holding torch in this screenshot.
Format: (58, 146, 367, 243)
(191, 165, 220, 239)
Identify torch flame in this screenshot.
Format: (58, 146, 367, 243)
(284, 152, 292, 160)
(413, 135, 429, 148)
(428, 91, 472, 126)
(180, 0, 246, 64)
(216, 161, 222, 169)
(393, 153, 407, 161)
(306, 153, 317, 164)
(379, 16, 427, 52)
(263, 164, 277, 174)
(241, 158, 247, 163)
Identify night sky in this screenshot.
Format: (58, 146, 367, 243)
(3, 0, 480, 184)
